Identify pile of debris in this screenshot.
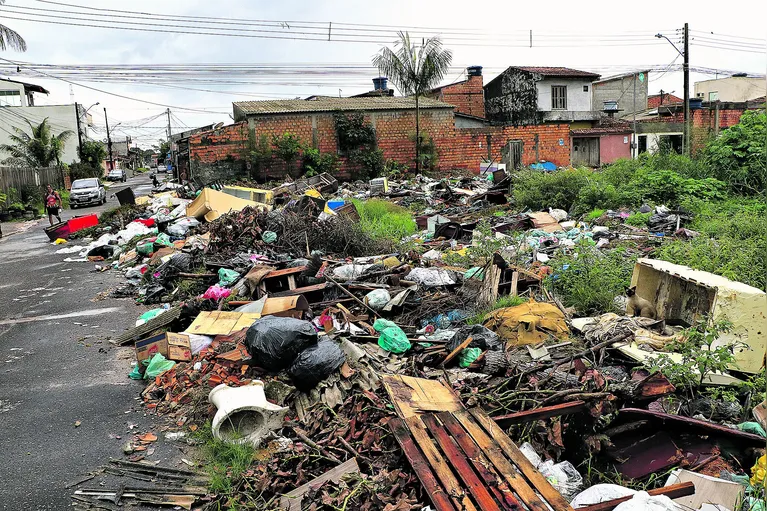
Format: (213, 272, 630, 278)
(64, 170, 767, 511)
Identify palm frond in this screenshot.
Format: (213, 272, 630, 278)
(373, 31, 453, 97)
(0, 24, 27, 52)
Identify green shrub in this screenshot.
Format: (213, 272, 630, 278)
(69, 162, 103, 181)
(301, 147, 340, 176)
(349, 148, 385, 181)
(703, 110, 767, 194)
(585, 209, 606, 222)
(351, 198, 416, 240)
(547, 243, 636, 315)
(513, 168, 591, 212)
(625, 212, 650, 226)
(577, 181, 620, 213)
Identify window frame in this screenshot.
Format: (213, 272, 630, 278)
(551, 85, 567, 110)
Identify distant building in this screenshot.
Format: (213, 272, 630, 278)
(425, 66, 486, 119)
(571, 117, 633, 167)
(591, 71, 649, 118)
(695, 75, 766, 102)
(484, 66, 601, 124)
(0, 78, 88, 165)
(647, 91, 682, 109)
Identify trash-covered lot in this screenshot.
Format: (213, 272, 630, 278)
(63, 168, 767, 511)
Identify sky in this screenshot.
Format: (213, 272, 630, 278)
(1, 0, 765, 148)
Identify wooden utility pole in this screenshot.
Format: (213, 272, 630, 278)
(104, 107, 114, 171)
(683, 22, 690, 156)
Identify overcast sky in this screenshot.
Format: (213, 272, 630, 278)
(1, 0, 765, 148)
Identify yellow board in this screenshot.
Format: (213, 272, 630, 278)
(381, 374, 463, 419)
(184, 311, 261, 336)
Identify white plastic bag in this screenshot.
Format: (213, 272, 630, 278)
(613, 492, 676, 511)
(571, 484, 636, 508)
(333, 263, 374, 280)
(538, 460, 583, 500)
(549, 208, 568, 222)
(364, 289, 391, 311)
(406, 267, 456, 287)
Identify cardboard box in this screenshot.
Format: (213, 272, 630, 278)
(135, 332, 192, 366)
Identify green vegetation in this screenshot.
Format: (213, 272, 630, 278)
(334, 112, 386, 180)
(0, 118, 74, 167)
(703, 110, 767, 194)
(466, 294, 527, 325)
(547, 243, 636, 315)
(79, 140, 107, 168)
(625, 212, 650, 227)
(585, 209, 605, 222)
(194, 423, 255, 497)
(69, 162, 103, 181)
(351, 198, 417, 240)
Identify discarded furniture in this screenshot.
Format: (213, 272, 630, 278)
(186, 188, 259, 222)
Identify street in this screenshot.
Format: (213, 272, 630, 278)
(0, 173, 176, 509)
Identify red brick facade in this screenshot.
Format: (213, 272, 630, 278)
(189, 108, 571, 180)
(427, 75, 485, 118)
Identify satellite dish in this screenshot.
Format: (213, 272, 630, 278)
(214, 122, 224, 129)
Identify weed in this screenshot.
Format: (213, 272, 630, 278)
(193, 422, 256, 496)
(547, 242, 636, 315)
(466, 294, 526, 325)
(585, 209, 605, 222)
(624, 212, 650, 227)
(351, 199, 416, 241)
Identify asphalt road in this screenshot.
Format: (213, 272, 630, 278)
(0, 172, 181, 509)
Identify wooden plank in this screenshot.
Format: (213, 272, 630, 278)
(405, 416, 477, 511)
(510, 271, 519, 297)
(468, 408, 574, 511)
(421, 414, 502, 511)
(185, 312, 260, 336)
(452, 411, 551, 511)
(381, 375, 462, 419)
(389, 418, 457, 511)
(279, 459, 360, 511)
(437, 412, 521, 511)
(441, 336, 473, 367)
(577, 482, 695, 511)
(492, 401, 588, 427)
(265, 266, 307, 278)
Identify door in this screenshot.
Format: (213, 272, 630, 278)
(501, 140, 523, 170)
(572, 137, 599, 167)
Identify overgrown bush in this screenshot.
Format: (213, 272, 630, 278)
(512, 168, 591, 212)
(351, 198, 416, 240)
(301, 147, 340, 176)
(547, 243, 636, 315)
(69, 162, 103, 181)
(703, 110, 767, 194)
(349, 148, 385, 181)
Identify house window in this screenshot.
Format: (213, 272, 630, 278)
(708, 91, 718, 101)
(0, 90, 21, 107)
(551, 85, 567, 110)
(583, 85, 589, 92)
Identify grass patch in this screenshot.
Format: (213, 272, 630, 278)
(193, 422, 255, 496)
(585, 209, 605, 222)
(466, 294, 527, 325)
(625, 212, 650, 227)
(351, 198, 417, 241)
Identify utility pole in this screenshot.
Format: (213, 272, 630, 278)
(104, 107, 114, 171)
(166, 108, 172, 176)
(74, 102, 83, 160)
(683, 22, 690, 156)
(632, 73, 637, 158)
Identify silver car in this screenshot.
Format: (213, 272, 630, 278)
(70, 178, 107, 208)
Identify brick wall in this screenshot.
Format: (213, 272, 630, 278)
(189, 108, 571, 180)
(429, 75, 485, 118)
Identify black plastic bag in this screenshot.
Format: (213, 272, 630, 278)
(245, 316, 318, 371)
(87, 245, 116, 259)
(288, 338, 346, 391)
(446, 325, 502, 352)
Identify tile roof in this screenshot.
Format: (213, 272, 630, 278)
(571, 117, 633, 135)
(233, 96, 453, 115)
(513, 67, 601, 79)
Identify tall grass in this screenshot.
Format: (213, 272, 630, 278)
(351, 198, 417, 241)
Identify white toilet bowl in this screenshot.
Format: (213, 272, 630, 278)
(208, 380, 288, 447)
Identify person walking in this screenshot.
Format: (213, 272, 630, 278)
(45, 184, 63, 226)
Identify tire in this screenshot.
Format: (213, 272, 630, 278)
(71, 204, 77, 209)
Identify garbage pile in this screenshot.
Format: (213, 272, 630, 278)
(67, 172, 767, 511)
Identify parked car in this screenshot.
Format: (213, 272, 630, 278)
(107, 168, 127, 182)
(69, 178, 107, 208)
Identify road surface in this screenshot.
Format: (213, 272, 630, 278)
(0, 173, 181, 509)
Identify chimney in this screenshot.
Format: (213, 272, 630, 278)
(372, 77, 388, 91)
(467, 66, 483, 77)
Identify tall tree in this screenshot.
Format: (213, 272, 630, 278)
(0, 118, 74, 167)
(0, 0, 26, 51)
(373, 32, 452, 172)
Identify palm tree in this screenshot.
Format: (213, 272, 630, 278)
(0, 0, 27, 51)
(0, 118, 74, 167)
(373, 31, 452, 172)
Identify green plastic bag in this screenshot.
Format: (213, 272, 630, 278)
(136, 239, 155, 256)
(137, 308, 166, 326)
(143, 353, 176, 380)
(128, 364, 143, 380)
(262, 231, 278, 244)
(374, 318, 411, 354)
(459, 347, 482, 368)
(738, 421, 767, 437)
(464, 267, 485, 281)
(218, 268, 240, 286)
(154, 233, 174, 247)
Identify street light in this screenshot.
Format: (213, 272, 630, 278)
(656, 25, 690, 155)
(76, 101, 100, 159)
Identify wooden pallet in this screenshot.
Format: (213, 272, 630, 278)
(383, 375, 573, 511)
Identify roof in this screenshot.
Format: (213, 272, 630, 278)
(233, 96, 453, 116)
(0, 77, 49, 94)
(593, 70, 651, 84)
(512, 66, 600, 79)
(429, 79, 468, 93)
(571, 116, 633, 135)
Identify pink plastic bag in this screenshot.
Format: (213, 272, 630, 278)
(202, 284, 232, 301)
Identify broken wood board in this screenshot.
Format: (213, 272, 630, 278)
(528, 212, 564, 233)
(384, 375, 573, 511)
(381, 374, 463, 419)
(184, 311, 260, 336)
(492, 401, 588, 427)
(279, 458, 360, 511)
(114, 306, 183, 346)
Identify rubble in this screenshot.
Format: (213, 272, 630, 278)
(66, 172, 767, 510)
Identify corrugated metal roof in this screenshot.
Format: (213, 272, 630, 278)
(514, 66, 601, 78)
(234, 96, 453, 115)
